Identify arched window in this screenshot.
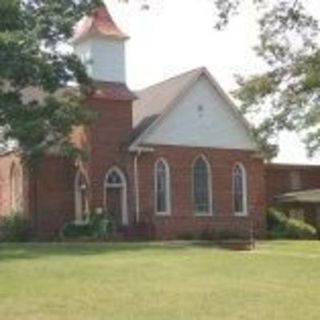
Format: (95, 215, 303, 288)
(192, 156, 212, 215)
(233, 163, 248, 216)
(10, 164, 23, 213)
(154, 159, 171, 215)
(106, 169, 123, 186)
(104, 167, 128, 226)
(75, 170, 89, 224)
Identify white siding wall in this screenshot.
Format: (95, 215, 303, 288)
(74, 36, 126, 83)
(75, 41, 93, 77)
(144, 75, 256, 150)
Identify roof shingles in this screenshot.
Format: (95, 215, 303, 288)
(132, 67, 203, 128)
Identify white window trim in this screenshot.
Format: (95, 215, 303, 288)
(74, 170, 90, 225)
(290, 170, 301, 191)
(104, 166, 129, 226)
(233, 162, 248, 217)
(10, 163, 23, 214)
(154, 158, 171, 216)
(192, 155, 213, 217)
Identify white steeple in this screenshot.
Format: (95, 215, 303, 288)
(72, 5, 128, 83)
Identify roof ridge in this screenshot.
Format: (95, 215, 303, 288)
(137, 67, 205, 93)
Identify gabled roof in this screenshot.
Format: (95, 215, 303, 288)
(130, 67, 256, 150)
(277, 189, 320, 203)
(73, 5, 128, 43)
(19, 81, 136, 103)
(266, 163, 320, 170)
(133, 68, 202, 127)
(131, 68, 202, 142)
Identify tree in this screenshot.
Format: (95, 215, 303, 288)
(2, 1, 319, 162)
(0, 0, 103, 166)
(212, 0, 320, 159)
(125, 0, 320, 158)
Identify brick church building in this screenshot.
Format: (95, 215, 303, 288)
(0, 5, 269, 239)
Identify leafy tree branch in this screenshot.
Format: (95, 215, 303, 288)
(0, 0, 103, 166)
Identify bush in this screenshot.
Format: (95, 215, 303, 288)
(61, 213, 117, 240)
(267, 207, 317, 240)
(198, 230, 216, 241)
(90, 213, 117, 239)
(268, 224, 288, 239)
(267, 207, 287, 230)
(0, 214, 31, 242)
(62, 223, 94, 238)
(285, 218, 317, 240)
(216, 229, 249, 240)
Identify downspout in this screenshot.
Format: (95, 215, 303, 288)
(133, 151, 141, 223)
(130, 145, 154, 224)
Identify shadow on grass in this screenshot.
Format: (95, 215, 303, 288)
(0, 241, 216, 262)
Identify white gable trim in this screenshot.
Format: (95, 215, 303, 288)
(129, 68, 257, 151)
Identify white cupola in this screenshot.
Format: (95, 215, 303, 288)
(72, 5, 128, 84)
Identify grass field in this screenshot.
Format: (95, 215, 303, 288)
(0, 241, 319, 320)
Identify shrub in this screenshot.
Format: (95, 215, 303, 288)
(216, 229, 249, 240)
(267, 207, 287, 230)
(198, 230, 216, 241)
(176, 233, 193, 241)
(285, 218, 317, 240)
(0, 214, 31, 242)
(61, 212, 118, 240)
(267, 207, 317, 240)
(268, 224, 288, 239)
(62, 222, 94, 238)
(90, 213, 117, 240)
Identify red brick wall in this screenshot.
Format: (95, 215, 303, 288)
(29, 96, 136, 236)
(137, 146, 266, 239)
(27, 156, 75, 237)
(265, 164, 320, 204)
(0, 153, 72, 238)
(83, 97, 135, 220)
(0, 95, 268, 240)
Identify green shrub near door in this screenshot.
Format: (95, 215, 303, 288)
(61, 212, 117, 240)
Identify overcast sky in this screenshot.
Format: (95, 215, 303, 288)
(103, 0, 320, 165)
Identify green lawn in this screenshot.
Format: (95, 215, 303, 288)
(0, 241, 319, 320)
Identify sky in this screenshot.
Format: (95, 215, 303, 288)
(103, 0, 320, 165)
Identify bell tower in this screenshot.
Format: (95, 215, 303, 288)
(71, 4, 136, 220)
(72, 4, 128, 83)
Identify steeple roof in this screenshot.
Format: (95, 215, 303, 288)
(73, 5, 128, 43)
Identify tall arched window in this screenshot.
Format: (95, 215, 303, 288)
(10, 164, 23, 213)
(192, 156, 212, 215)
(75, 170, 89, 224)
(233, 163, 248, 216)
(154, 159, 171, 215)
(104, 167, 128, 226)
